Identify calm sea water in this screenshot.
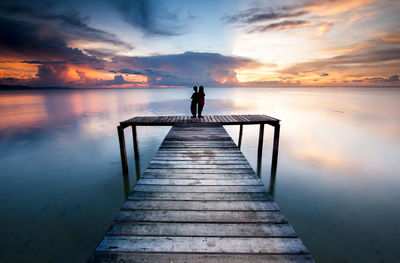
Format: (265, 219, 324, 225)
(0, 87, 399, 262)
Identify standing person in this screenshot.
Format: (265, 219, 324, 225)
(198, 86, 205, 118)
(190, 86, 198, 118)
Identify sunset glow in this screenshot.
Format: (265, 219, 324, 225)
(0, 0, 399, 88)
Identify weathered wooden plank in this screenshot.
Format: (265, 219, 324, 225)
(226, 115, 237, 123)
(166, 131, 231, 135)
(154, 152, 244, 156)
(159, 146, 238, 149)
(164, 137, 233, 141)
(93, 118, 310, 262)
(150, 160, 250, 165)
(141, 173, 258, 180)
(148, 164, 252, 169)
(128, 192, 273, 201)
(156, 151, 242, 156)
(166, 132, 229, 135)
(152, 156, 247, 160)
(152, 156, 246, 160)
(120, 114, 280, 126)
(161, 141, 237, 146)
(89, 253, 314, 263)
(144, 168, 255, 174)
(151, 157, 248, 162)
(96, 236, 307, 254)
(137, 179, 263, 186)
(121, 200, 278, 210)
(107, 222, 296, 237)
(168, 129, 226, 133)
(115, 210, 287, 223)
(133, 185, 267, 192)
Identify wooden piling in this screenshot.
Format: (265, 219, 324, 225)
(257, 123, 265, 160)
(238, 124, 243, 149)
(117, 125, 129, 176)
(271, 123, 280, 174)
(132, 125, 139, 160)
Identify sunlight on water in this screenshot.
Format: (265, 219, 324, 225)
(0, 87, 399, 262)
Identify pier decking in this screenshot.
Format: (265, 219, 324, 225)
(89, 115, 314, 262)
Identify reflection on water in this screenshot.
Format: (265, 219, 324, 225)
(0, 87, 399, 263)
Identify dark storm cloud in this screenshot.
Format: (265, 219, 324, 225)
(22, 61, 66, 64)
(118, 68, 145, 75)
(36, 63, 67, 80)
(110, 0, 189, 36)
(0, 17, 101, 65)
(388, 74, 399, 81)
(98, 75, 137, 86)
(248, 20, 309, 33)
(0, 2, 133, 49)
(113, 51, 259, 86)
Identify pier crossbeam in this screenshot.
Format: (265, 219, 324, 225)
(89, 119, 314, 262)
(117, 115, 281, 178)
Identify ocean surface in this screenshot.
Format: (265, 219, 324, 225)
(0, 87, 399, 262)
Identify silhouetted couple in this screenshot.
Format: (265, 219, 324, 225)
(190, 86, 205, 118)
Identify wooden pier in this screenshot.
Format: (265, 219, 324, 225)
(89, 115, 314, 262)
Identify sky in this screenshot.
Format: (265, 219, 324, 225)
(0, 0, 399, 88)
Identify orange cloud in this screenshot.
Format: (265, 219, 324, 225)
(305, 0, 377, 16)
(0, 60, 38, 79)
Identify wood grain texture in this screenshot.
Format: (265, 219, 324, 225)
(107, 222, 296, 237)
(95, 236, 308, 254)
(121, 200, 279, 211)
(120, 114, 280, 128)
(90, 122, 312, 262)
(89, 253, 314, 263)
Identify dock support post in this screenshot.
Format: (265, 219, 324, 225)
(238, 124, 243, 149)
(117, 125, 129, 176)
(257, 124, 264, 160)
(256, 124, 264, 178)
(132, 125, 139, 160)
(271, 123, 280, 175)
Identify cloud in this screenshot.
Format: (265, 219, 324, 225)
(280, 35, 400, 76)
(224, 0, 380, 35)
(22, 61, 66, 64)
(0, 17, 102, 65)
(388, 74, 399, 81)
(33, 63, 70, 87)
(358, 74, 400, 83)
(112, 51, 259, 86)
(224, 7, 308, 24)
(223, 4, 334, 34)
(0, 2, 133, 50)
(248, 20, 310, 33)
(1, 49, 260, 88)
(110, 0, 190, 36)
(118, 68, 145, 75)
(98, 75, 131, 86)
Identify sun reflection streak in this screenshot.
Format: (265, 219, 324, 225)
(0, 94, 48, 133)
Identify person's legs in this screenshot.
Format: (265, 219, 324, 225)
(191, 102, 197, 117)
(198, 104, 204, 118)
